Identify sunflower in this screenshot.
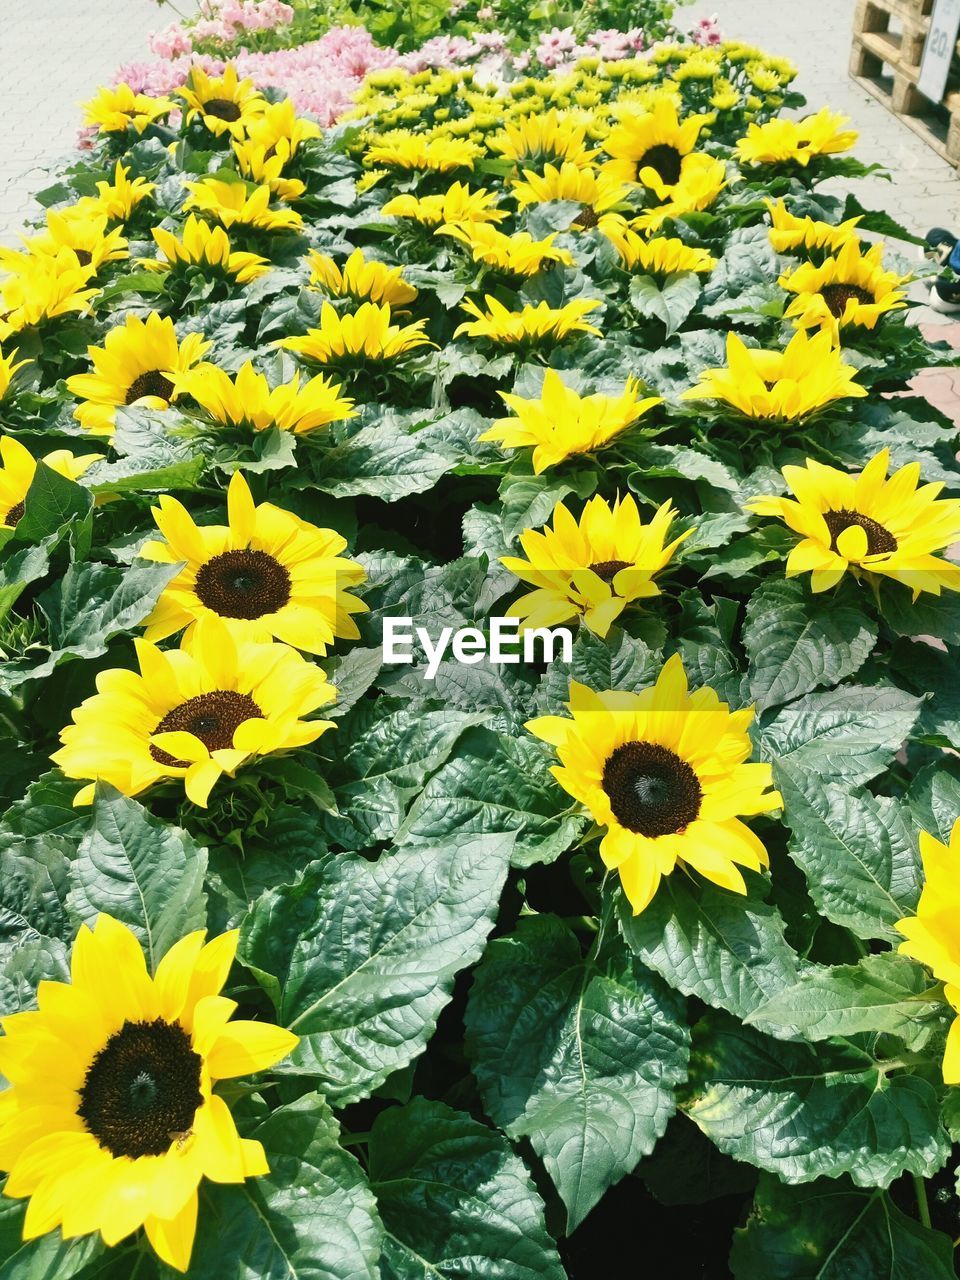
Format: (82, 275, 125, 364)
(779, 239, 909, 335)
(897, 820, 960, 1082)
(66, 313, 211, 438)
(17, 210, 129, 274)
(608, 230, 716, 277)
(766, 199, 862, 256)
(53, 615, 336, 807)
(603, 98, 713, 196)
(0, 912, 298, 1270)
(172, 359, 356, 435)
(140, 472, 366, 653)
(177, 63, 265, 139)
(277, 302, 434, 369)
(454, 296, 602, 347)
(306, 248, 417, 308)
(630, 153, 728, 234)
(680, 329, 867, 421)
(243, 98, 321, 155)
(365, 132, 482, 173)
(527, 654, 781, 913)
(503, 495, 691, 635)
(183, 179, 303, 234)
(735, 108, 858, 167)
(0, 251, 98, 340)
(511, 162, 634, 236)
(488, 109, 599, 171)
(139, 216, 270, 285)
(71, 163, 154, 224)
(0, 437, 102, 528)
(437, 222, 574, 277)
(746, 449, 960, 597)
(82, 83, 175, 134)
(0, 346, 29, 401)
(380, 183, 506, 227)
(231, 139, 306, 203)
(481, 368, 662, 473)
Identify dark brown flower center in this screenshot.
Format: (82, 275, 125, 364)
(204, 98, 242, 122)
(589, 558, 631, 583)
(125, 370, 175, 404)
(820, 283, 874, 318)
(74, 249, 93, 266)
(150, 690, 263, 768)
(822, 508, 897, 556)
(574, 204, 600, 229)
(602, 739, 702, 837)
(5, 500, 24, 527)
(78, 1018, 202, 1159)
(638, 143, 683, 185)
(194, 549, 291, 620)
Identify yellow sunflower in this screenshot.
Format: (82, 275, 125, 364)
(277, 302, 434, 369)
(503, 495, 691, 635)
(139, 215, 270, 285)
(380, 183, 505, 227)
(604, 98, 713, 196)
(0, 347, 29, 401)
(437, 222, 574, 277)
(527, 654, 781, 914)
(177, 63, 265, 139)
(173, 359, 356, 435)
(1, 211, 128, 275)
(779, 238, 909, 335)
(766, 199, 862, 256)
(72, 163, 154, 224)
(0, 437, 102, 528)
(746, 449, 960, 597)
(0, 913, 297, 1271)
(306, 248, 417, 308)
(231, 139, 305, 203)
(897, 820, 960, 1082)
(630, 153, 728, 234)
(82, 83, 175, 134)
(183, 179, 303, 234)
(53, 615, 336, 807)
(454, 296, 602, 347)
(608, 230, 716, 276)
(66, 313, 210, 438)
(243, 98, 321, 155)
(680, 329, 867, 421)
(0, 251, 98, 339)
(365, 133, 482, 173)
(735, 108, 858, 167)
(511, 162, 634, 236)
(140, 471, 366, 653)
(481, 368, 662, 473)
(488, 109, 599, 171)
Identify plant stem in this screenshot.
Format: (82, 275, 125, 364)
(913, 1174, 932, 1230)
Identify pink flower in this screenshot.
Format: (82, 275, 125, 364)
(477, 6, 495, 19)
(690, 14, 722, 46)
(149, 23, 193, 58)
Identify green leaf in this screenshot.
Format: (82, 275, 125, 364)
(534, 627, 662, 712)
(67, 785, 207, 973)
(629, 272, 702, 337)
(730, 1173, 956, 1279)
(309, 415, 461, 500)
(777, 774, 922, 942)
(0, 1195, 102, 1280)
(747, 953, 946, 1043)
(239, 834, 514, 1104)
(187, 1094, 382, 1280)
(499, 469, 597, 544)
(743, 579, 877, 711)
(908, 759, 960, 844)
(12, 462, 91, 542)
(0, 536, 56, 624)
(685, 1014, 950, 1187)
(618, 877, 802, 1029)
(465, 916, 689, 1230)
(368, 1098, 565, 1280)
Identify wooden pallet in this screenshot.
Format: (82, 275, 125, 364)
(850, 0, 960, 166)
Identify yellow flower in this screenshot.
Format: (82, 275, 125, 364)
(608, 230, 716, 276)
(140, 471, 366, 653)
(29, 209, 128, 273)
(897, 820, 960, 1082)
(503, 495, 691, 635)
(680, 329, 867, 421)
(780, 239, 909, 335)
(177, 63, 265, 139)
(232, 139, 306, 203)
(173, 359, 356, 434)
(54, 615, 336, 807)
(242, 97, 321, 155)
(747, 449, 960, 597)
(526, 654, 781, 914)
(0, 251, 98, 340)
(454, 295, 602, 347)
(511, 161, 635, 233)
(66, 313, 211, 438)
(183, 179, 303, 233)
(489, 109, 599, 170)
(481, 368, 662, 473)
(0, 913, 298, 1270)
(139, 215, 270, 284)
(736, 107, 858, 166)
(438, 222, 574, 277)
(766, 199, 862, 255)
(0, 437, 102, 528)
(709, 80, 741, 112)
(71, 163, 154, 224)
(82, 83, 175, 134)
(277, 301, 433, 369)
(604, 98, 713, 196)
(380, 182, 506, 226)
(306, 248, 417, 308)
(365, 132, 482, 172)
(0, 347, 30, 401)
(629, 152, 727, 233)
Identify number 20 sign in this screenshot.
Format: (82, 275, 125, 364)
(918, 0, 960, 104)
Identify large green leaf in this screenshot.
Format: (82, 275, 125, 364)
(11, 462, 91, 543)
(465, 916, 689, 1230)
(685, 1014, 950, 1187)
(67, 785, 208, 973)
(0, 1196, 101, 1280)
(239, 834, 514, 1104)
(908, 760, 960, 844)
(368, 1098, 565, 1280)
(730, 1173, 956, 1280)
(629, 272, 702, 337)
(309, 414, 463, 500)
